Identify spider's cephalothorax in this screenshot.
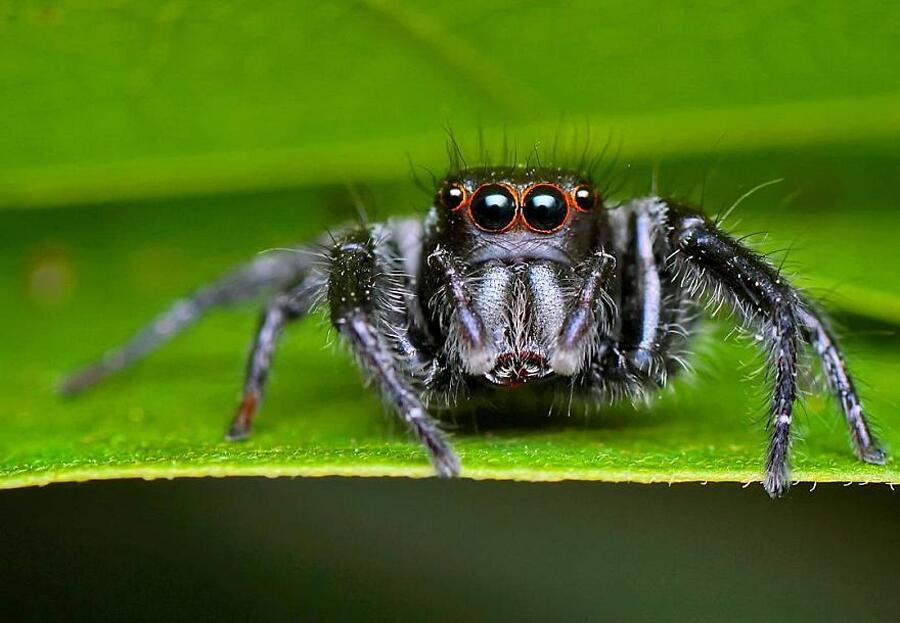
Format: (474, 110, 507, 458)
(61, 163, 887, 497)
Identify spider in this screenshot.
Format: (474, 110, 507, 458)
(60, 157, 886, 498)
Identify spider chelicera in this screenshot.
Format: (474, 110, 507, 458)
(60, 158, 886, 497)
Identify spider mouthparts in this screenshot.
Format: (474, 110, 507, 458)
(484, 351, 553, 387)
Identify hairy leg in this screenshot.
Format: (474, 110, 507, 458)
(60, 249, 317, 396)
(333, 229, 459, 476)
(227, 279, 321, 440)
(669, 204, 886, 496)
(668, 207, 803, 497)
(797, 308, 886, 464)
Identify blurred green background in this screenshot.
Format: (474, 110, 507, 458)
(2, 1, 900, 620)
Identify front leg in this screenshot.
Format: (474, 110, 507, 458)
(668, 206, 885, 497)
(332, 230, 460, 477)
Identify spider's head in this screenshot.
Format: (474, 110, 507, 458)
(431, 167, 602, 267)
(426, 167, 605, 387)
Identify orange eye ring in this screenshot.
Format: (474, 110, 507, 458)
(468, 183, 518, 233)
(439, 182, 467, 211)
(521, 183, 570, 234)
(572, 185, 598, 212)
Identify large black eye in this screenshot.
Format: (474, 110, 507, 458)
(439, 183, 466, 210)
(470, 185, 516, 232)
(523, 186, 567, 232)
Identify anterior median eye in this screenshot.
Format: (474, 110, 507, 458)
(470, 185, 516, 232)
(523, 186, 567, 232)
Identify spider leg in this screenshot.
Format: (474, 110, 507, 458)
(619, 201, 666, 376)
(59, 250, 320, 396)
(551, 250, 616, 375)
(669, 208, 803, 497)
(226, 279, 321, 440)
(333, 229, 459, 477)
(797, 308, 886, 465)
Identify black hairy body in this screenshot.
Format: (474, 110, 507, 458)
(61, 162, 886, 497)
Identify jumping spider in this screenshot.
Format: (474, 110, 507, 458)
(61, 161, 886, 497)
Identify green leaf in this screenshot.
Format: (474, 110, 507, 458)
(2, 146, 900, 490)
(3, 1, 900, 489)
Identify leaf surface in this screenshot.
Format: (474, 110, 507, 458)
(2, 147, 899, 489)
(3, 1, 900, 489)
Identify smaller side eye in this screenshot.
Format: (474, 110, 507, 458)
(573, 185, 598, 211)
(439, 183, 467, 210)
